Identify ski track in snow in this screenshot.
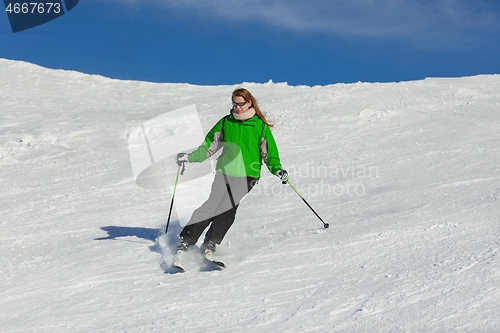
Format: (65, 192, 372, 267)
(1, 59, 500, 332)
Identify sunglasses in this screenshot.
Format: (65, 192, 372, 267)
(232, 101, 247, 107)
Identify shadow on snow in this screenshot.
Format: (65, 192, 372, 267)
(95, 226, 160, 242)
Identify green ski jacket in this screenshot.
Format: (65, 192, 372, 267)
(188, 112, 282, 179)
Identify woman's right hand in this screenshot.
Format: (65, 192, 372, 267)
(176, 153, 189, 166)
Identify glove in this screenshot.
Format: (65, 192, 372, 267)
(275, 169, 289, 183)
(176, 153, 189, 166)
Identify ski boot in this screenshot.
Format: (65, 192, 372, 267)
(200, 238, 216, 259)
(172, 239, 190, 272)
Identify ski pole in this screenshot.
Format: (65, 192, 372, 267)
(285, 180, 329, 229)
(165, 162, 185, 234)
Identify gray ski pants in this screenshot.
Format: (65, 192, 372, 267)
(180, 173, 257, 245)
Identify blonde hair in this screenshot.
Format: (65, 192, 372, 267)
(232, 88, 274, 128)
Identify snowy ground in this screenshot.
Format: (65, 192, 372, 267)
(1, 58, 500, 332)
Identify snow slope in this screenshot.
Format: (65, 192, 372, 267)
(1, 58, 500, 332)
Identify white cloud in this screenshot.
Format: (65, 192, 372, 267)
(96, 0, 500, 49)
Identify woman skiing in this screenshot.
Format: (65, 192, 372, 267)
(174, 88, 288, 260)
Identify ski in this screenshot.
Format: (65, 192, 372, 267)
(171, 263, 185, 273)
(200, 246, 226, 269)
(168, 251, 225, 272)
(204, 257, 226, 269)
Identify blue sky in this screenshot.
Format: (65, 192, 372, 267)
(1, 0, 500, 86)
